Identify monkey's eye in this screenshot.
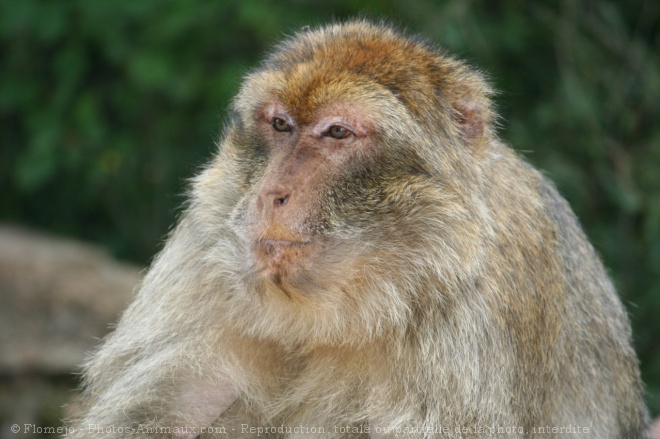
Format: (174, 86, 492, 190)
(272, 117, 292, 132)
(327, 125, 352, 139)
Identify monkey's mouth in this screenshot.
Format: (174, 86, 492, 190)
(252, 239, 318, 285)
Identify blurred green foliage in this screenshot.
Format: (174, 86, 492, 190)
(1, 0, 659, 414)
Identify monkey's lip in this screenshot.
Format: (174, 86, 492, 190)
(254, 238, 312, 247)
(251, 238, 317, 283)
(252, 239, 315, 264)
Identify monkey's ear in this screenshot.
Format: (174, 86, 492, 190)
(454, 101, 485, 146)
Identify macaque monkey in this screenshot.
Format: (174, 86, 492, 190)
(68, 20, 648, 438)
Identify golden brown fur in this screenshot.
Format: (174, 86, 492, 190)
(67, 20, 648, 438)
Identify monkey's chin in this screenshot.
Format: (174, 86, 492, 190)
(252, 239, 318, 289)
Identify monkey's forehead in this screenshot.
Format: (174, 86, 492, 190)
(235, 20, 471, 122)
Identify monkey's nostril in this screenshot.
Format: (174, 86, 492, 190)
(274, 194, 289, 207)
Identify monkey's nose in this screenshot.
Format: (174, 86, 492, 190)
(256, 188, 292, 217)
(274, 194, 289, 207)
(265, 189, 291, 210)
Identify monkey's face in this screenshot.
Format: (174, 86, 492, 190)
(235, 95, 384, 292)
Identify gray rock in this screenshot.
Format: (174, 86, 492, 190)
(0, 225, 142, 374)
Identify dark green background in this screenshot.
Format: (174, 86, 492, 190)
(2, 0, 659, 415)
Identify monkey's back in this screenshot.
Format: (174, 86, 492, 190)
(477, 145, 648, 436)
